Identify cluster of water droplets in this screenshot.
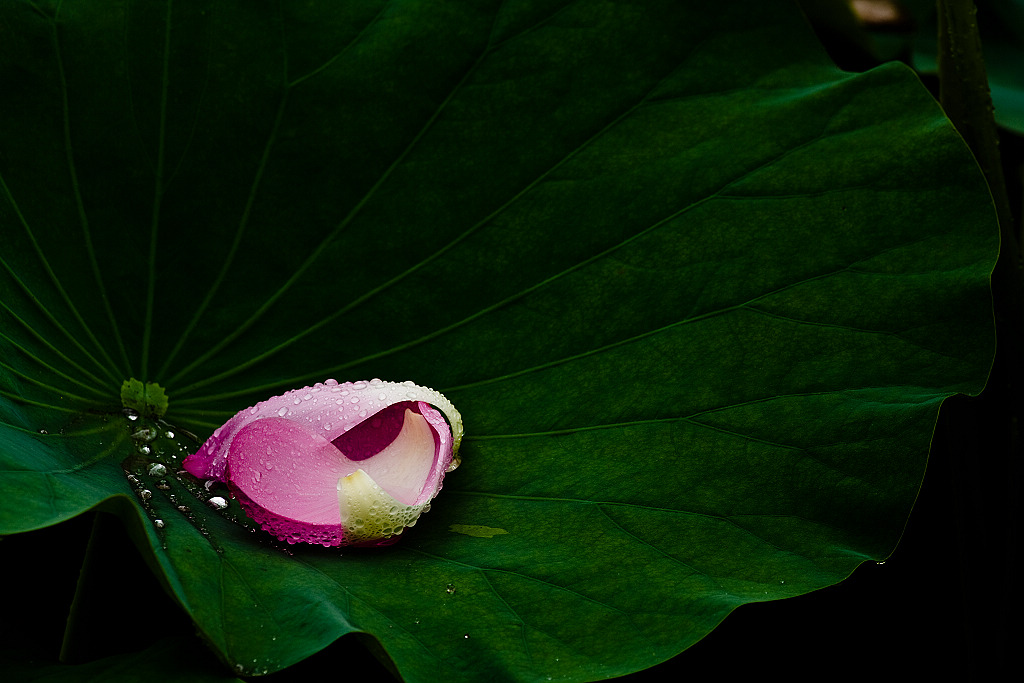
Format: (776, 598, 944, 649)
(280, 378, 454, 441)
(206, 378, 462, 469)
(233, 658, 276, 677)
(117, 408, 246, 550)
(338, 470, 426, 545)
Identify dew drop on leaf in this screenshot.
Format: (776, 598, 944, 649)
(446, 453, 461, 473)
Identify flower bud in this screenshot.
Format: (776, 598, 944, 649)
(182, 379, 462, 547)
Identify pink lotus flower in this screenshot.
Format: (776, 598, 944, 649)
(182, 379, 463, 547)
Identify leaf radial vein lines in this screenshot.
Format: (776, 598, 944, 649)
(171, 38, 699, 398)
(168, 13, 502, 391)
(141, 0, 174, 380)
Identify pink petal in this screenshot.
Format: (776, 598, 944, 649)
(228, 417, 346, 543)
(183, 379, 461, 481)
(182, 379, 462, 547)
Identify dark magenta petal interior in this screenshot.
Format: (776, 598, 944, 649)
(331, 401, 420, 461)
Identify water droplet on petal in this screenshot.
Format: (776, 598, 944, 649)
(324, 378, 338, 386)
(278, 407, 289, 417)
(350, 397, 359, 404)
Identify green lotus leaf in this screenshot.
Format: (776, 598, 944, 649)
(0, 1, 998, 681)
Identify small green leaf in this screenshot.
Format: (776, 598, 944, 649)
(120, 379, 169, 418)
